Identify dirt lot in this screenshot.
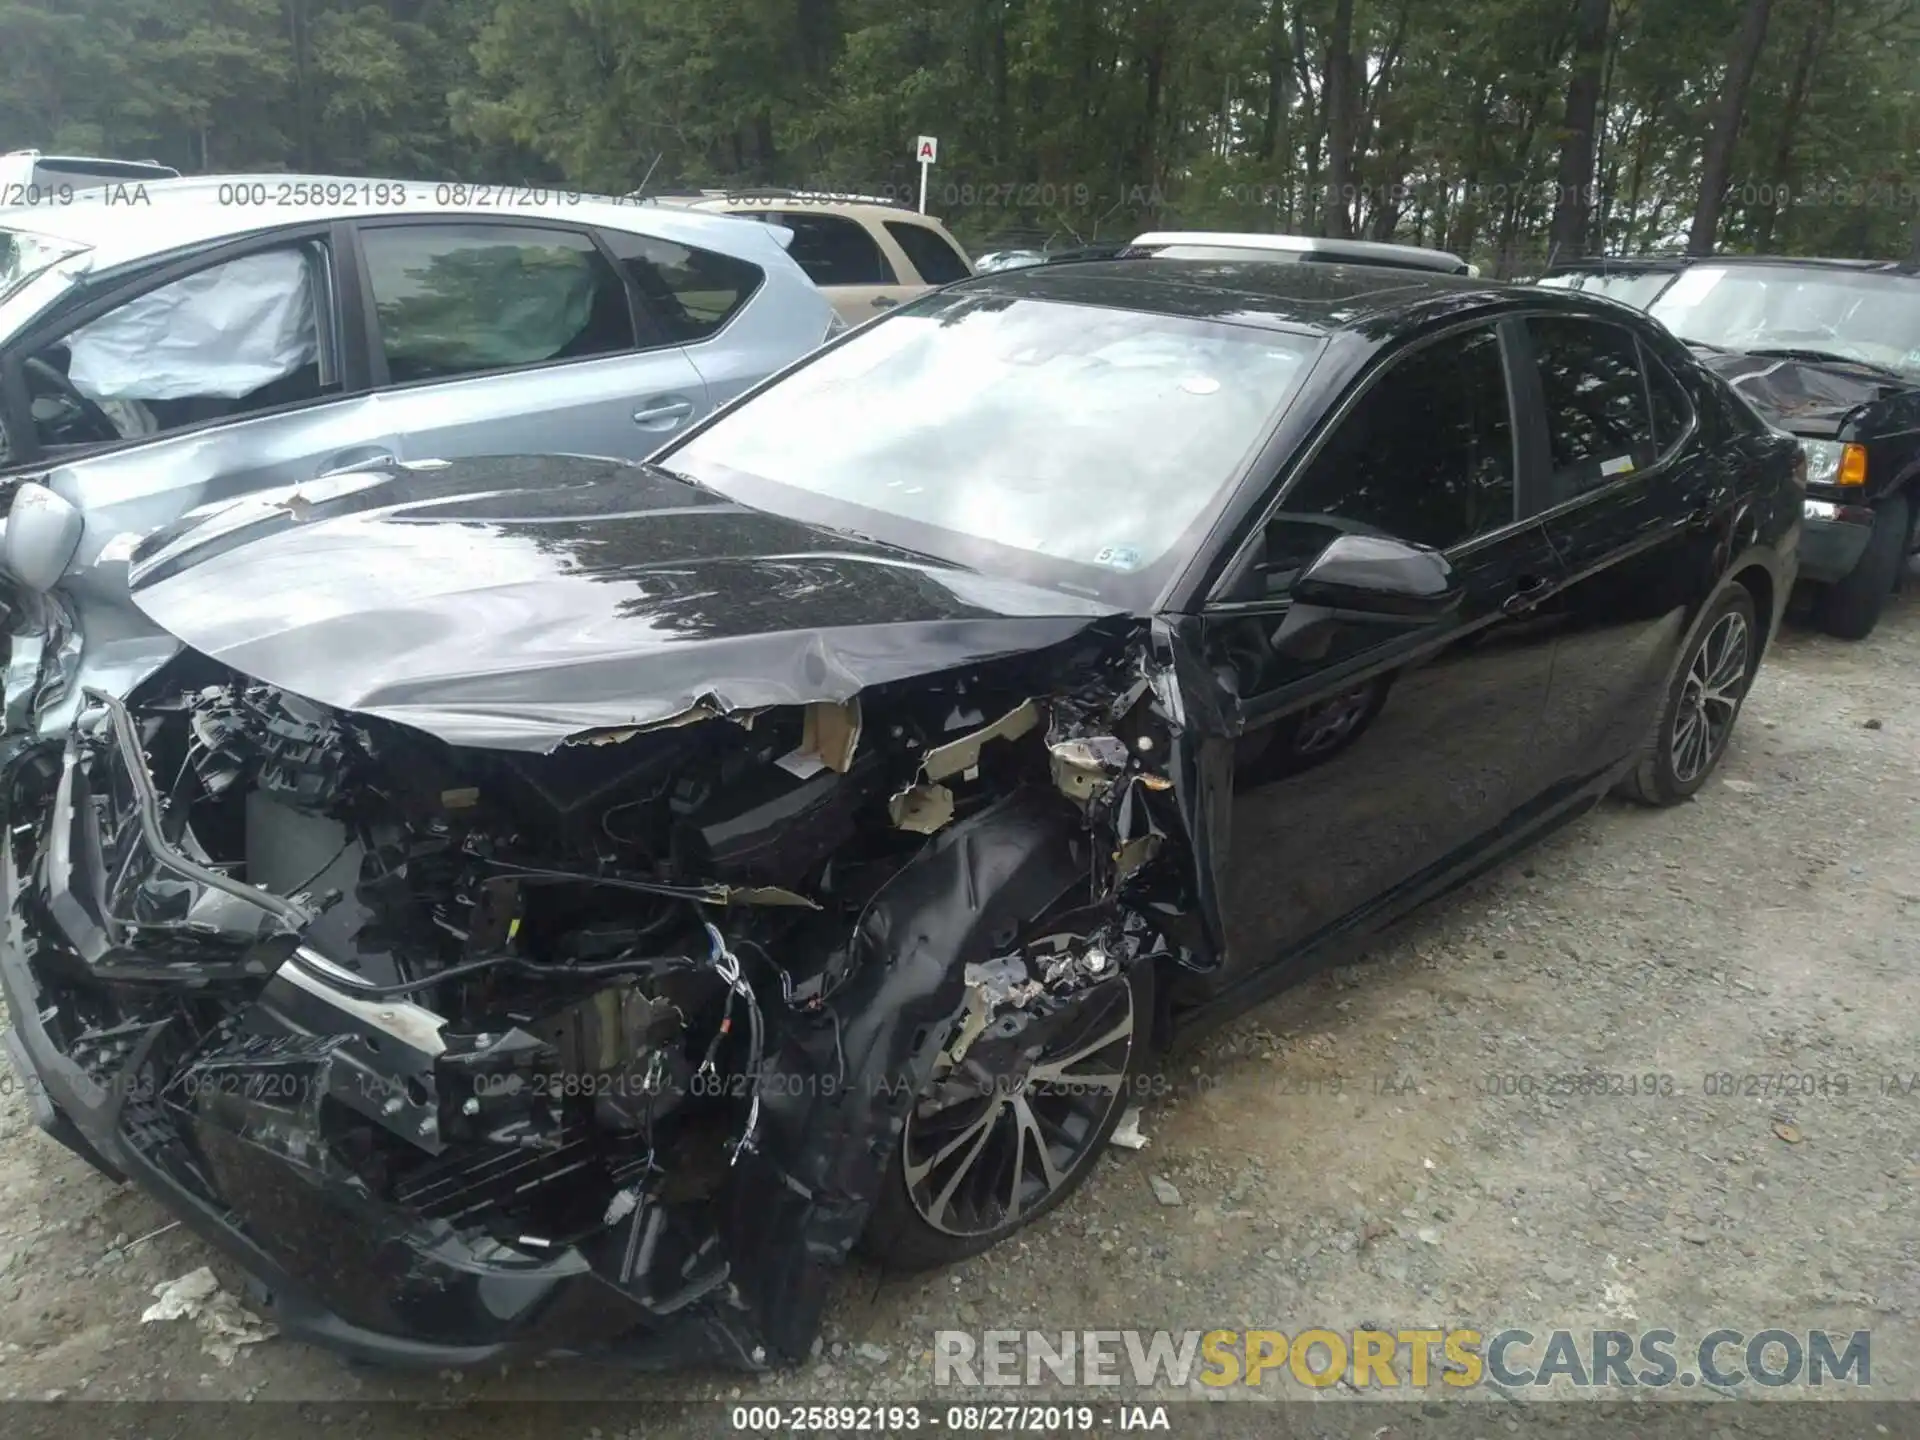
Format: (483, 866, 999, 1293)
(1, 579, 1915, 1431)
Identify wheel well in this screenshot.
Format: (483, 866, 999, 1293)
(1731, 564, 1774, 649)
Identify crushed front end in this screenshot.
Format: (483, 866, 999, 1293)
(0, 637, 1191, 1369)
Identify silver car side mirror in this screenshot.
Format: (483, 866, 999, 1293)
(3, 482, 84, 593)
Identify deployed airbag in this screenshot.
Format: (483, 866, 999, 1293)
(67, 249, 317, 402)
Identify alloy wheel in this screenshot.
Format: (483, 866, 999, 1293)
(1294, 682, 1376, 755)
(1670, 610, 1751, 785)
(902, 964, 1135, 1238)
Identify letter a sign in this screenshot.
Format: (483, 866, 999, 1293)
(914, 135, 938, 213)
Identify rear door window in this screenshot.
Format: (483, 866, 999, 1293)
(359, 223, 635, 385)
(883, 220, 971, 284)
(765, 211, 896, 286)
(1526, 316, 1658, 498)
(600, 230, 763, 342)
(1642, 345, 1696, 454)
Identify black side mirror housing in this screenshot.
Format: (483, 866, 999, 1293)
(1292, 533, 1462, 620)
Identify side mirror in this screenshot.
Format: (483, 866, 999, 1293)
(2, 482, 83, 593)
(1292, 532, 1461, 620)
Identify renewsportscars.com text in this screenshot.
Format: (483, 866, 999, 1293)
(932, 1327, 1870, 1389)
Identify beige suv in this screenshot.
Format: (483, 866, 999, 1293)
(642, 189, 974, 327)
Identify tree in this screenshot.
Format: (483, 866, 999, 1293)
(1688, 0, 1776, 254)
(1320, 0, 1358, 237)
(0, 0, 1915, 268)
(1547, 0, 1614, 260)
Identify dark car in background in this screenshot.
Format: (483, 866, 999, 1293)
(0, 262, 1797, 1371)
(1647, 257, 1920, 637)
(1536, 255, 1688, 308)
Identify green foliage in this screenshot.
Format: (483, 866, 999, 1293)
(0, 0, 1915, 267)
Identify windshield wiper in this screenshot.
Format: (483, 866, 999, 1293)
(1738, 347, 1910, 380)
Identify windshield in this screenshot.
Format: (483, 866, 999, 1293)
(663, 290, 1321, 604)
(1539, 270, 1674, 308)
(0, 225, 88, 307)
(1650, 264, 1920, 375)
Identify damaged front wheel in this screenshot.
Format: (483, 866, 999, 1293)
(864, 956, 1152, 1269)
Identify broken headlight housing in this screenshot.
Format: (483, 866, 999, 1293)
(1798, 438, 1867, 488)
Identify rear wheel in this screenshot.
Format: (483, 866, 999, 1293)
(862, 941, 1153, 1270)
(1816, 493, 1909, 640)
(1617, 586, 1757, 807)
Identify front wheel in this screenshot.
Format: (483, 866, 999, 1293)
(861, 950, 1154, 1270)
(1616, 586, 1757, 807)
(1815, 493, 1909, 640)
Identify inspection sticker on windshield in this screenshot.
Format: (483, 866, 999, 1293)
(1094, 545, 1143, 571)
(1600, 455, 1636, 477)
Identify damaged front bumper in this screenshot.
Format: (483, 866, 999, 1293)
(0, 696, 828, 1370)
(0, 680, 1166, 1371)
(0, 716, 760, 1368)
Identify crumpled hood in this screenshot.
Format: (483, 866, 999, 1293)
(125, 454, 1124, 751)
(1695, 349, 1914, 435)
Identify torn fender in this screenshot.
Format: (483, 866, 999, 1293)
(719, 788, 1092, 1359)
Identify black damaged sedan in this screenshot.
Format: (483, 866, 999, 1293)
(0, 261, 1799, 1370)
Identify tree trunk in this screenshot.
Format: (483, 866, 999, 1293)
(1367, 143, 1412, 240)
(288, 0, 315, 170)
(1262, 3, 1292, 164)
(1589, 17, 1624, 251)
(1292, 3, 1318, 231)
(1136, 7, 1167, 188)
(1446, 87, 1493, 256)
(1321, 0, 1357, 237)
(1547, 0, 1611, 263)
(991, 2, 1010, 167)
(1687, 0, 1774, 256)
(1754, 0, 1835, 249)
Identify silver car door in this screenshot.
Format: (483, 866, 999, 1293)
(0, 227, 386, 737)
(594, 221, 820, 410)
(350, 218, 708, 462)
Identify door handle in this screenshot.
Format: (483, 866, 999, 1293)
(633, 398, 696, 430)
(316, 447, 396, 478)
(1685, 505, 1715, 532)
(871, 296, 898, 309)
(1501, 574, 1553, 615)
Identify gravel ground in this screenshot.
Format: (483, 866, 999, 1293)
(1, 578, 1915, 1434)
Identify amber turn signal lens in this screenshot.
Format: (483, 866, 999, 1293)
(1837, 443, 1868, 486)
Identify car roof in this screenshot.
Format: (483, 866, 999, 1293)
(1131, 229, 1470, 273)
(1, 150, 180, 181)
(961, 257, 1567, 334)
(1549, 253, 1915, 276)
(0, 173, 790, 275)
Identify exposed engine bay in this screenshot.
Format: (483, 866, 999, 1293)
(0, 635, 1192, 1367)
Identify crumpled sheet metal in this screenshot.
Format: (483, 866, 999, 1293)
(1702, 351, 1889, 424)
(889, 699, 1043, 834)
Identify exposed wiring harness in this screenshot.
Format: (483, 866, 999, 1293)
(699, 921, 764, 1165)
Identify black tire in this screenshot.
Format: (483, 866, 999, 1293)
(1816, 493, 1909, 641)
(861, 955, 1155, 1271)
(1616, 586, 1758, 807)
